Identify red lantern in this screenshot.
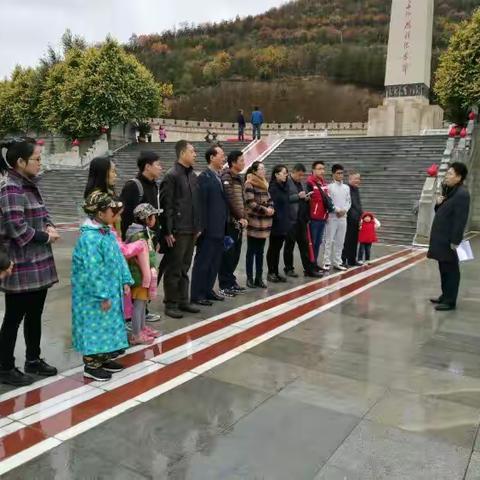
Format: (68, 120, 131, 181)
(460, 127, 467, 138)
(36, 139, 45, 146)
(101, 126, 108, 134)
(71, 139, 80, 147)
(448, 125, 457, 137)
(469, 112, 476, 121)
(426, 164, 439, 177)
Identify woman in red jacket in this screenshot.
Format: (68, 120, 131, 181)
(358, 212, 380, 264)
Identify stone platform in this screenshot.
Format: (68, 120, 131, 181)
(0, 232, 479, 479)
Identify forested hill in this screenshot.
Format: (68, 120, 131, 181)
(126, 0, 478, 95)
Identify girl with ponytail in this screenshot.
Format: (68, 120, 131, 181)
(0, 138, 59, 387)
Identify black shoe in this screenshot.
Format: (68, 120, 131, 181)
(232, 284, 247, 292)
(435, 303, 456, 311)
(192, 299, 213, 306)
(219, 288, 236, 297)
(84, 366, 112, 382)
(178, 303, 201, 314)
(0, 367, 35, 386)
(165, 307, 184, 319)
(284, 269, 299, 278)
(24, 359, 58, 377)
(207, 292, 225, 301)
(267, 273, 281, 283)
(102, 360, 125, 373)
(110, 349, 126, 359)
(349, 261, 363, 267)
(304, 270, 323, 278)
(430, 297, 443, 304)
(246, 278, 256, 288)
(255, 278, 267, 289)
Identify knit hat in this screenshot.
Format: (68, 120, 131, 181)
(133, 203, 161, 222)
(83, 191, 123, 216)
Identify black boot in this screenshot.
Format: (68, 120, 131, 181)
(255, 277, 267, 289)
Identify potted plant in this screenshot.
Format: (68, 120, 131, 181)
(137, 122, 151, 143)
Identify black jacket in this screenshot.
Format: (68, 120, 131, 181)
(237, 114, 246, 128)
(160, 162, 201, 235)
(427, 184, 470, 262)
(120, 173, 160, 240)
(198, 168, 228, 239)
(347, 185, 362, 222)
(269, 180, 291, 236)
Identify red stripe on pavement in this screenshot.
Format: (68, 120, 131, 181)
(0, 250, 423, 459)
(0, 248, 411, 417)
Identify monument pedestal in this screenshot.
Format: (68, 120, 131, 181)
(368, 96, 443, 136)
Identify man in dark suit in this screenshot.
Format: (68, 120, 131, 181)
(190, 145, 228, 306)
(428, 162, 470, 311)
(342, 171, 363, 267)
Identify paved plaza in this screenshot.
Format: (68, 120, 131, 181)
(0, 233, 479, 479)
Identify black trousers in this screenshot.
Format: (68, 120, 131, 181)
(438, 260, 460, 306)
(218, 223, 243, 290)
(246, 237, 266, 279)
(267, 235, 286, 275)
(191, 236, 224, 301)
(284, 221, 312, 273)
(358, 243, 372, 261)
(0, 289, 48, 370)
(342, 216, 360, 265)
(162, 233, 196, 307)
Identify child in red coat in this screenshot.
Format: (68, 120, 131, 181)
(358, 212, 380, 264)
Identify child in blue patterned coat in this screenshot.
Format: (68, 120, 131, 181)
(71, 192, 133, 382)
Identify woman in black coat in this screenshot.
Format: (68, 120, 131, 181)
(267, 165, 291, 282)
(427, 162, 470, 311)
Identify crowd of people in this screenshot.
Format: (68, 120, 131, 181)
(1, 136, 470, 388)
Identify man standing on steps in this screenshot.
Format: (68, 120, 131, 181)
(218, 150, 248, 295)
(120, 151, 163, 323)
(322, 164, 351, 271)
(160, 140, 202, 319)
(191, 146, 229, 306)
(342, 171, 363, 267)
(428, 162, 470, 311)
(251, 106, 264, 140)
(284, 163, 322, 278)
(237, 110, 246, 142)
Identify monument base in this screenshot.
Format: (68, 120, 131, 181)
(368, 96, 444, 136)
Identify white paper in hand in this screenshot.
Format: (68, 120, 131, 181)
(457, 240, 474, 262)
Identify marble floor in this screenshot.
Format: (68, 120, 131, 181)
(0, 232, 479, 479)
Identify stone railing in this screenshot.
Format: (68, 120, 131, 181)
(414, 111, 479, 246)
(149, 118, 368, 142)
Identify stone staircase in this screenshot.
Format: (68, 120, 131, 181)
(40, 141, 248, 223)
(264, 136, 447, 245)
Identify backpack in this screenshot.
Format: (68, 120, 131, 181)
(129, 177, 161, 210)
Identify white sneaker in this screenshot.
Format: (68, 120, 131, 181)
(145, 313, 161, 323)
(333, 264, 347, 271)
(322, 264, 331, 271)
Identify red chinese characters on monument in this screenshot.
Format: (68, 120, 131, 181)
(402, 0, 412, 76)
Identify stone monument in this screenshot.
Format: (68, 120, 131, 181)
(368, 0, 444, 136)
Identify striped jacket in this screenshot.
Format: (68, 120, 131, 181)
(244, 173, 273, 239)
(0, 170, 58, 293)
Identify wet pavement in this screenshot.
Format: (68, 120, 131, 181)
(1, 232, 479, 479)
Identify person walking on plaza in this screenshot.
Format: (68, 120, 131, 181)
(191, 146, 228, 306)
(267, 165, 290, 283)
(251, 106, 264, 140)
(0, 138, 60, 387)
(237, 110, 246, 142)
(160, 140, 202, 318)
(284, 164, 322, 278)
(323, 164, 351, 271)
(72, 192, 133, 381)
(244, 161, 274, 288)
(357, 212, 380, 264)
(218, 150, 248, 295)
(306, 161, 334, 269)
(159, 126, 167, 143)
(342, 171, 363, 267)
(428, 162, 470, 311)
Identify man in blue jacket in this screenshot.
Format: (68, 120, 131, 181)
(251, 106, 264, 140)
(190, 145, 229, 305)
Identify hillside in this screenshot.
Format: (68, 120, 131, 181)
(126, 0, 477, 98)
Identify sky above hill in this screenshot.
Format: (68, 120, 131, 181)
(0, 0, 289, 78)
